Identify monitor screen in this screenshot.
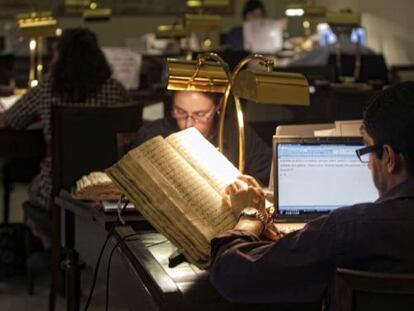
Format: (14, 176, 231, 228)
(317, 23, 367, 46)
(243, 18, 284, 53)
(275, 141, 378, 216)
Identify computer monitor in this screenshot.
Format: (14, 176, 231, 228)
(243, 19, 284, 53)
(273, 136, 378, 219)
(317, 23, 367, 46)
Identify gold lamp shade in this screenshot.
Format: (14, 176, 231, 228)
(167, 58, 229, 93)
(156, 24, 187, 39)
(186, 0, 230, 8)
(233, 71, 310, 106)
(17, 12, 58, 38)
(326, 11, 361, 27)
(83, 8, 112, 21)
(185, 14, 221, 32)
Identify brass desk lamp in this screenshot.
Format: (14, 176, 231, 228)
(167, 53, 309, 172)
(327, 10, 362, 83)
(156, 24, 187, 39)
(186, 0, 230, 9)
(83, 2, 112, 21)
(17, 12, 59, 88)
(155, 14, 221, 59)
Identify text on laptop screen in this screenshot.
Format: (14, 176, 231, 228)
(276, 143, 378, 215)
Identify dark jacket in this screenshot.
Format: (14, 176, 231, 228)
(224, 26, 244, 51)
(132, 116, 271, 185)
(210, 178, 414, 309)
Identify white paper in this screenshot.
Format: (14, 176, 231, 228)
(243, 19, 284, 54)
(0, 94, 22, 111)
(102, 47, 142, 90)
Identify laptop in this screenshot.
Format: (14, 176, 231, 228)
(272, 136, 378, 232)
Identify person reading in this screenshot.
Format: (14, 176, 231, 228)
(133, 90, 271, 185)
(209, 81, 414, 309)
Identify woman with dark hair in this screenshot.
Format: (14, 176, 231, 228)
(1, 27, 130, 211)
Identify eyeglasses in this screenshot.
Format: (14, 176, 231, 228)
(355, 145, 383, 163)
(171, 106, 216, 123)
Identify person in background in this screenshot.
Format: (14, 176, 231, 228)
(133, 90, 271, 185)
(0, 28, 130, 243)
(224, 0, 267, 50)
(209, 82, 414, 310)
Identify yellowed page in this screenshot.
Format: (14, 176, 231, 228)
(166, 128, 241, 195)
(107, 159, 209, 265)
(107, 136, 236, 265)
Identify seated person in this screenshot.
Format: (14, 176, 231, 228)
(133, 90, 271, 185)
(224, 0, 267, 51)
(209, 81, 414, 309)
(0, 28, 130, 243)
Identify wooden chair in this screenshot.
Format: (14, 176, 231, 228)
(334, 268, 414, 311)
(327, 53, 389, 85)
(276, 64, 336, 84)
(390, 65, 414, 84)
(47, 104, 142, 311)
(2, 128, 45, 224)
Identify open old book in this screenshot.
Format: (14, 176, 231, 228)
(106, 128, 241, 268)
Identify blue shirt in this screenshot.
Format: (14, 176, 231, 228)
(210, 178, 414, 308)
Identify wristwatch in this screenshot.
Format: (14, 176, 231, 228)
(238, 207, 267, 228)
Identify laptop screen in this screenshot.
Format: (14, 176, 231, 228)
(274, 137, 378, 217)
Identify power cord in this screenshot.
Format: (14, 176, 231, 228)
(83, 198, 129, 311)
(105, 237, 168, 311)
(105, 234, 139, 311)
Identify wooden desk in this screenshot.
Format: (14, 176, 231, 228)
(57, 191, 321, 311)
(55, 190, 152, 311)
(114, 227, 322, 311)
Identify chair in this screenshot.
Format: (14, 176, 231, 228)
(2, 128, 45, 224)
(334, 268, 414, 311)
(277, 64, 336, 84)
(0, 53, 14, 87)
(327, 53, 389, 85)
(390, 65, 414, 84)
(44, 104, 142, 310)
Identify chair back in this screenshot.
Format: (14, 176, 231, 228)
(334, 268, 414, 311)
(0, 53, 14, 86)
(390, 65, 414, 84)
(327, 53, 389, 85)
(277, 64, 336, 84)
(52, 104, 142, 192)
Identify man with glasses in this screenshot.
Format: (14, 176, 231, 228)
(209, 81, 414, 309)
(133, 90, 271, 185)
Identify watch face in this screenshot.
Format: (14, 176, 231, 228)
(241, 207, 259, 218)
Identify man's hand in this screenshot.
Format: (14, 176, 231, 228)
(225, 175, 284, 241)
(225, 175, 265, 217)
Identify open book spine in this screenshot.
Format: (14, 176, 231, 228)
(106, 131, 238, 268)
(107, 151, 236, 267)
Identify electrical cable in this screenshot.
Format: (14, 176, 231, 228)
(105, 234, 140, 311)
(83, 199, 129, 311)
(105, 238, 168, 311)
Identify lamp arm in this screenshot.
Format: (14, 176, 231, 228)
(197, 52, 246, 172)
(223, 54, 274, 172)
(196, 53, 274, 173)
